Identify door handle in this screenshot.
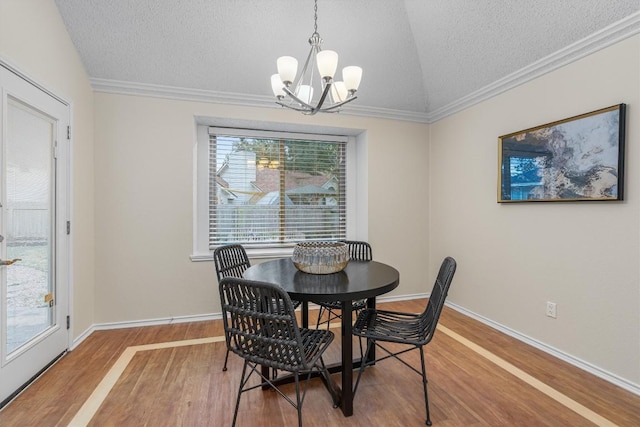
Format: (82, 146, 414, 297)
(0, 258, 21, 266)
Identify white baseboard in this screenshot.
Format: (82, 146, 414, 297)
(70, 294, 640, 397)
(70, 327, 94, 350)
(446, 301, 640, 397)
(71, 312, 224, 350)
(72, 292, 423, 348)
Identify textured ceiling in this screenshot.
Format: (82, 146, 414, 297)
(54, 0, 640, 121)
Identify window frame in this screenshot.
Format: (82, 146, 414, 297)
(192, 123, 364, 260)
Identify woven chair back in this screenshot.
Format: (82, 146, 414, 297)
(214, 244, 251, 281)
(420, 256, 457, 344)
(345, 240, 373, 261)
(219, 277, 311, 372)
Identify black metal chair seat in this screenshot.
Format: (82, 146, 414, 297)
(353, 310, 430, 344)
(352, 256, 457, 426)
(220, 277, 337, 427)
(237, 327, 334, 371)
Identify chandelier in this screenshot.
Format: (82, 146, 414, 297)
(270, 0, 362, 115)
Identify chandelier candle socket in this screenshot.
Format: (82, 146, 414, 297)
(270, 0, 362, 115)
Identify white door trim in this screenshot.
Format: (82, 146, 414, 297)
(0, 57, 73, 405)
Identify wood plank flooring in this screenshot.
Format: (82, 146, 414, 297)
(0, 300, 638, 426)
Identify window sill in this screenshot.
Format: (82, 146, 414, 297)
(190, 247, 295, 262)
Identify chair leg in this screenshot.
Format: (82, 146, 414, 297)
(318, 357, 339, 407)
(325, 308, 336, 329)
(355, 308, 364, 359)
(222, 348, 230, 371)
(353, 338, 375, 397)
(419, 347, 431, 426)
(232, 360, 250, 427)
(357, 335, 364, 360)
(294, 373, 303, 427)
(315, 306, 326, 329)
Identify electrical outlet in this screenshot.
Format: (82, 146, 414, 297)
(546, 301, 557, 318)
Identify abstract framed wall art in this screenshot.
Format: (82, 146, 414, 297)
(498, 104, 626, 202)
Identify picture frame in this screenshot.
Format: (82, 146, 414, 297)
(498, 104, 626, 203)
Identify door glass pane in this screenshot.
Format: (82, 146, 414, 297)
(5, 98, 54, 355)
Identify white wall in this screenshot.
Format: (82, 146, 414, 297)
(92, 95, 429, 323)
(429, 36, 640, 387)
(0, 0, 95, 340)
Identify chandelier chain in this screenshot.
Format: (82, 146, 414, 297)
(313, 0, 318, 34)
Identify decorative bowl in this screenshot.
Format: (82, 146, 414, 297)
(292, 241, 349, 274)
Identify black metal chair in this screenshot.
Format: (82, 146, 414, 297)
(352, 256, 457, 426)
(315, 241, 373, 329)
(214, 244, 301, 371)
(219, 277, 338, 427)
(214, 244, 252, 372)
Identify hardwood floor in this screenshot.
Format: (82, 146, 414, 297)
(0, 300, 638, 426)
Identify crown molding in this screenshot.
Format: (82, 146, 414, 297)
(90, 78, 273, 108)
(91, 12, 640, 125)
(341, 104, 430, 123)
(90, 78, 431, 123)
(427, 11, 640, 123)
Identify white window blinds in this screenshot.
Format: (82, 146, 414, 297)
(208, 127, 347, 248)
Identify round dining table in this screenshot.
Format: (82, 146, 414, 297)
(243, 257, 400, 417)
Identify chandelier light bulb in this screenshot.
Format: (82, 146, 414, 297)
(343, 66, 362, 92)
(331, 81, 347, 102)
(277, 56, 298, 85)
(316, 50, 338, 80)
(271, 74, 285, 98)
(297, 85, 314, 105)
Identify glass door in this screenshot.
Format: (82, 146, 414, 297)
(5, 97, 55, 353)
(0, 65, 70, 407)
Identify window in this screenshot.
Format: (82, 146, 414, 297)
(193, 124, 362, 259)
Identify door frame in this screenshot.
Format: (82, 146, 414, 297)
(0, 56, 73, 369)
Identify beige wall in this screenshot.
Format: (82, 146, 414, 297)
(0, 0, 96, 340)
(429, 36, 640, 385)
(3, 0, 638, 391)
(92, 95, 429, 323)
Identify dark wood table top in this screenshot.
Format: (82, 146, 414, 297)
(243, 258, 400, 302)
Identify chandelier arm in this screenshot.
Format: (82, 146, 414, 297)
(291, 44, 317, 94)
(279, 86, 356, 114)
(314, 82, 332, 111)
(282, 87, 315, 110)
(319, 95, 358, 112)
(276, 101, 312, 112)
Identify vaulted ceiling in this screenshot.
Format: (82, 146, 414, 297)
(54, 0, 640, 122)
